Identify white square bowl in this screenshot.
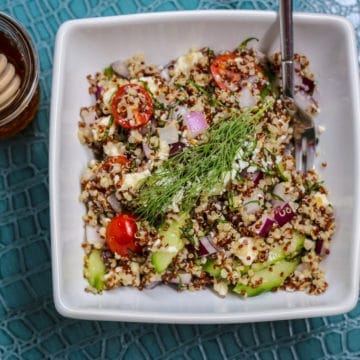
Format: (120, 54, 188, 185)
(49, 10, 360, 323)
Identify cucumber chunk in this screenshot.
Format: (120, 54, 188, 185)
(203, 259, 222, 278)
(151, 213, 188, 274)
(151, 252, 175, 274)
(233, 258, 300, 297)
(251, 232, 305, 272)
(275, 162, 288, 182)
(203, 232, 304, 278)
(84, 249, 106, 291)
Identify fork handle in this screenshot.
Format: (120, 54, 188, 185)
(279, 0, 294, 97)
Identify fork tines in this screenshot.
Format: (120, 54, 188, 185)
(294, 126, 316, 172)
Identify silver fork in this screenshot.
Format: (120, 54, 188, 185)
(279, 0, 316, 172)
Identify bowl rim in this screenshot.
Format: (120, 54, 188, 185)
(49, 9, 360, 323)
(54, 8, 354, 29)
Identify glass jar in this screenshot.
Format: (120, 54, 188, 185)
(0, 12, 40, 139)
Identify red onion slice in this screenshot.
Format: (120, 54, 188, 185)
(101, 249, 113, 261)
(315, 239, 328, 256)
(315, 239, 323, 255)
(301, 76, 315, 94)
(198, 235, 218, 256)
(95, 86, 103, 100)
(107, 193, 122, 213)
(111, 60, 129, 78)
(146, 281, 161, 289)
(251, 171, 263, 185)
(169, 142, 186, 157)
(142, 142, 153, 159)
(240, 170, 263, 185)
(185, 112, 209, 137)
(256, 215, 275, 237)
(274, 203, 295, 226)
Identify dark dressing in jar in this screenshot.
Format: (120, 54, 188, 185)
(0, 12, 40, 139)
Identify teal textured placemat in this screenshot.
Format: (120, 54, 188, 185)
(0, 0, 360, 358)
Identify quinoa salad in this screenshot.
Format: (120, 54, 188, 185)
(78, 38, 335, 298)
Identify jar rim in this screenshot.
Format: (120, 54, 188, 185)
(0, 12, 40, 126)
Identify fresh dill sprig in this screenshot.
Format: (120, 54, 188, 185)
(133, 100, 274, 225)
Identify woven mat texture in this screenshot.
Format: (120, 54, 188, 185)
(0, 0, 360, 358)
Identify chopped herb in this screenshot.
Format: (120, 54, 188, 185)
(127, 143, 138, 151)
(238, 37, 259, 51)
(276, 163, 288, 182)
(305, 180, 324, 194)
(154, 102, 167, 111)
(174, 82, 185, 90)
(133, 100, 274, 225)
(101, 115, 114, 141)
(243, 199, 261, 207)
(227, 191, 235, 210)
(188, 80, 225, 107)
(261, 62, 278, 99)
(207, 48, 215, 57)
(256, 164, 275, 176)
(260, 83, 271, 100)
(235, 173, 245, 183)
(104, 66, 114, 79)
(141, 81, 166, 110)
(215, 218, 228, 225)
(168, 100, 181, 120)
(181, 219, 195, 245)
(157, 118, 168, 127)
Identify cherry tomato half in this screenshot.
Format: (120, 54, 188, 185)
(105, 213, 142, 257)
(210, 53, 265, 92)
(111, 84, 153, 129)
(210, 54, 241, 91)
